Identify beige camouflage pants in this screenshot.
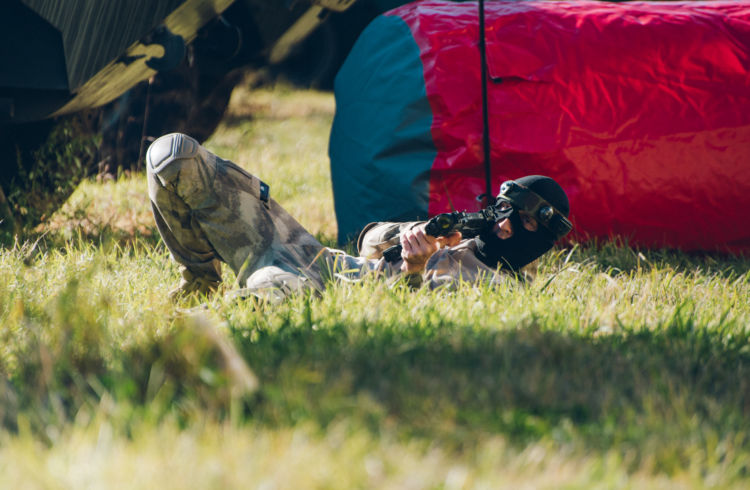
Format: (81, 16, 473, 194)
(147, 133, 379, 301)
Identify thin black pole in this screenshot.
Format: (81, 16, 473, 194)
(478, 0, 493, 205)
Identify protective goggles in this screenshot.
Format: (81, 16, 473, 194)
(497, 180, 573, 240)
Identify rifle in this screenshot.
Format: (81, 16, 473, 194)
(381, 179, 574, 264)
(382, 206, 506, 263)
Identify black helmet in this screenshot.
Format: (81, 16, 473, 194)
(474, 175, 572, 271)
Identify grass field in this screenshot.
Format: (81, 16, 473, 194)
(1, 81, 750, 488)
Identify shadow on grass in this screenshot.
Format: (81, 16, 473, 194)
(3, 281, 750, 479)
(233, 311, 750, 448)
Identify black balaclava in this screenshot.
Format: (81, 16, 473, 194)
(474, 175, 570, 271)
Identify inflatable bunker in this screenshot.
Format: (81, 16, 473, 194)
(329, 0, 750, 253)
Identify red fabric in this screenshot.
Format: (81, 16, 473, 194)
(390, 0, 750, 253)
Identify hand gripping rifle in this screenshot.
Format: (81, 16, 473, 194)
(382, 206, 506, 263)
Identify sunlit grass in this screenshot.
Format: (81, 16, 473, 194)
(38, 176, 156, 244)
(2, 80, 750, 487)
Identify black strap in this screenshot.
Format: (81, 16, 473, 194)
(478, 0, 493, 205)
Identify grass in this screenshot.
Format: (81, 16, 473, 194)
(1, 80, 750, 488)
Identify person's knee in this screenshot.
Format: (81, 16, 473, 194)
(146, 133, 216, 207)
(146, 133, 200, 184)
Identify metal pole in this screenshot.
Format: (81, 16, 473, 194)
(478, 0, 493, 205)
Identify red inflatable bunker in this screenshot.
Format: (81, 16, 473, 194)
(330, 0, 750, 253)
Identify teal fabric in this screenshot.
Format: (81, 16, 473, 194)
(329, 14, 434, 244)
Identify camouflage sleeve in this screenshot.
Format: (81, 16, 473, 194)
(356, 221, 424, 259)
